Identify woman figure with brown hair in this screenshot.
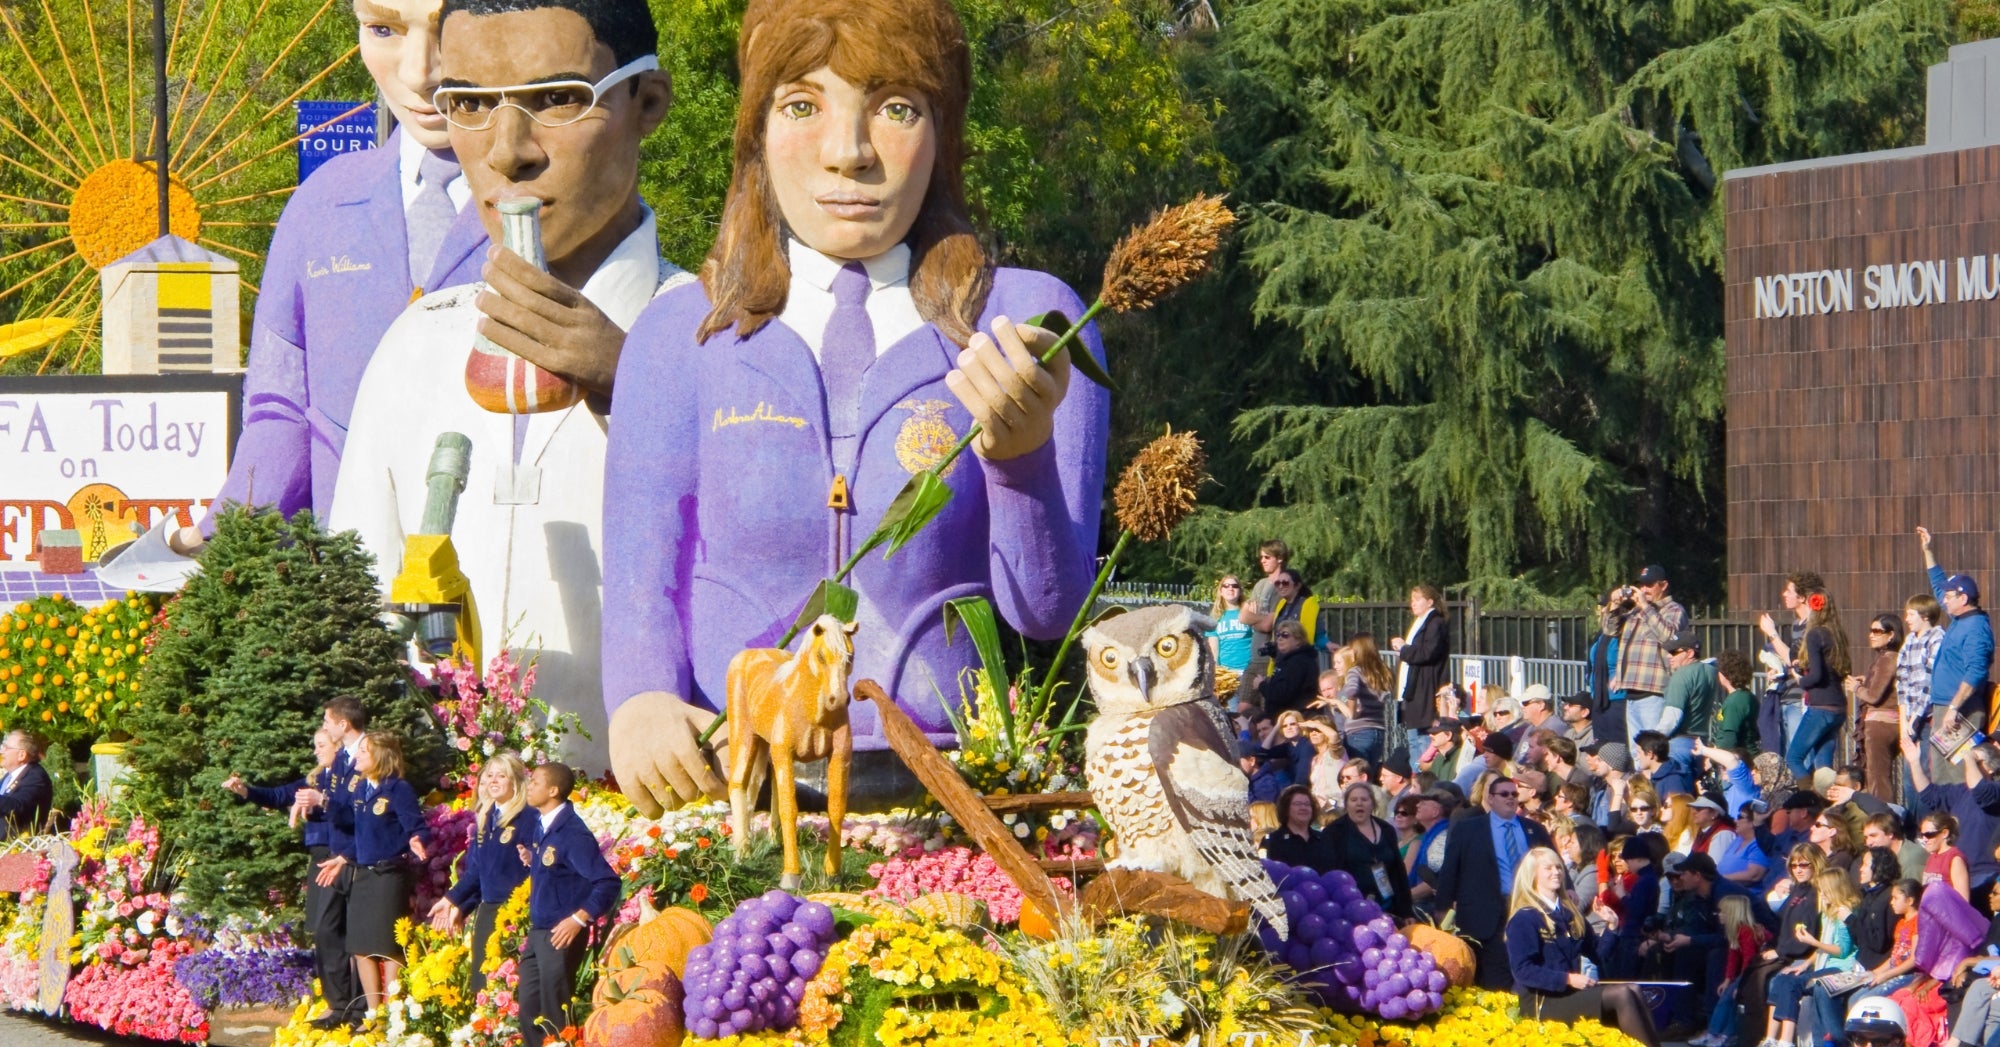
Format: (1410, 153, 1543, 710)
(599, 0, 1111, 815)
(1787, 587, 1854, 778)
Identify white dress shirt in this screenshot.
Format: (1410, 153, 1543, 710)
(778, 239, 926, 360)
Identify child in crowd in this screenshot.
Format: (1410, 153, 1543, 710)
(1694, 895, 1771, 1047)
(1759, 869, 1859, 1047)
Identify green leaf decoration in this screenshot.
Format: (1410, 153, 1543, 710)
(1024, 308, 1119, 393)
(861, 471, 954, 561)
(784, 579, 860, 647)
(942, 596, 1011, 738)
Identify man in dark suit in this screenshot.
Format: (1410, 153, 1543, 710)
(0, 731, 54, 840)
(1435, 773, 1552, 988)
(1392, 584, 1451, 760)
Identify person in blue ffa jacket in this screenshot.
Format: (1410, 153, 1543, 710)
(1506, 847, 1660, 1047)
(289, 696, 372, 1028)
(518, 762, 619, 1047)
(427, 752, 533, 995)
(343, 732, 430, 1023)
(223, 728, 345, 1020)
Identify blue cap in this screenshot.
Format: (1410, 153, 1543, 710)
(1946, 574, 1981, 604)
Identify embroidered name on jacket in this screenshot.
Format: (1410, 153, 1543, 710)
(712, 402, 807, 432)
(306, 256, 374, 278)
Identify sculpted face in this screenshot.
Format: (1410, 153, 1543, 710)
(355, 0, 450, 150)
(765, 65, 937, 261)
(439, 8, 668, 283)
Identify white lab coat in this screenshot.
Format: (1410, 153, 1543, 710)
(330, 210, 687, 769)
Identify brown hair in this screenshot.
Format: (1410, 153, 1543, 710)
(697, 0, 987, 346)
(1343, 632, 1394, 693)
(358, 731, 404, 782)
(1907, 593, 1943, 627)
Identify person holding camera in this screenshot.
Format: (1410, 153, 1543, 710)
(1601, 565, 1688, 745)
(1256, 620, 1322, 715)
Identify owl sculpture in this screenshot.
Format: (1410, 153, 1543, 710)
(1082, 604, 1287, 938)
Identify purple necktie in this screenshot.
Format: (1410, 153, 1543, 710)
(406, 149, 461, 288)
(821, 263, 875, 469)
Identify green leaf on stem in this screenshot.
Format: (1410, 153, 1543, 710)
(866, 471, 954, 560)
(784, 579, 860, 645)
(1024, 308, 1119, 393)
(942, 596, 1013, 744)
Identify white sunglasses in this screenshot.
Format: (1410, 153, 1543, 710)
(433, 54, 659, 131)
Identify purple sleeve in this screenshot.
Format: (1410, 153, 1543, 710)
(208, 193, 315, 526)
(600, 298, 702, 717)
(978, 278, 1109, 638)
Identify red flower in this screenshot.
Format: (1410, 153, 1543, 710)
(1808, 592, 1827, 612)
(689, 883, 709, 904)
(695, 836, 712, 849)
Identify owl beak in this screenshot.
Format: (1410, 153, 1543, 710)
(1127, 656, 1156, 702)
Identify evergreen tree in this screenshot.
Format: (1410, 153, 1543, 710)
(1174, 0, 1950, 603)
(125, 509, 446, 921)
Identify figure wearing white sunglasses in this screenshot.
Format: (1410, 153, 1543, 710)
(330, 0, 684, 810)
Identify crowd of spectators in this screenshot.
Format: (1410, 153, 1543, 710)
(1220, 527, 1998, 1047)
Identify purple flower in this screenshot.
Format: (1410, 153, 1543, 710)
(173, 948, 314, 1009)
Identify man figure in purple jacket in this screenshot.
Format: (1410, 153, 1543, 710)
(173, 0, 628, 548)
(599, 0, 1108, 815)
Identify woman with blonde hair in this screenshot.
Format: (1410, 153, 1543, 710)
(342, 731, 429, 1015)
(1207, 575, 1252, 704)
(1299, 716, 1347, 814)
(428, 752, 533, 994)
(1759, 869, 1860, 1047)
(1624, 780, 1663, 834)
(1506, 846, 1660, 1047)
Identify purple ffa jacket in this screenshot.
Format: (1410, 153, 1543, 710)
(214, 131, 488, 521)
(601, 268, 1109, 748)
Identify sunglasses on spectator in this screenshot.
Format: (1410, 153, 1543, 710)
(1220, 582, 1240, 588)
(1789, 861, 1812, 870)
(1628, 804, 1653, 813)
(1868, 626, 1890, 634)
(1921, 829, 1947, 839)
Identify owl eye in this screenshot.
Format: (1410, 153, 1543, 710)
(1155, 635, 1180, 658)
(1097, 648, 1120, 670)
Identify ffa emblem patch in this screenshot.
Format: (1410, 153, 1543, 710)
(893, 399, 960, 477)
(372, 797, 389, 816)
(542, 846, 557, 867)
(501, 826, 515, 844)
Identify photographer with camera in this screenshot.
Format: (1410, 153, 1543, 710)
(1257, 620, 1324, 716)
(1601, 565, 1688, 745)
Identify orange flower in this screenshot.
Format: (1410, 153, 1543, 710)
(664, 847, 680, 860)
(696, 836, 712, 849)
(689, 883, 709, 903)
(646, 825, 662, 839)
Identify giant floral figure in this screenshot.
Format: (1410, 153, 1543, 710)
(601, 0, 1109, 814)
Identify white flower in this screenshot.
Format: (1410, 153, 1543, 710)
(1013, 822, 1030, 839)
(135, 911, 157, 935)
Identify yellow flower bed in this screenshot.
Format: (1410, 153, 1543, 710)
(1322, 989, 1647, 1047)
(0, 593, 161, 743)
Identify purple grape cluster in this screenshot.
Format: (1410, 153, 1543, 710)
(681, 889, 837, 1039)
(1255, 860, 1446, 1021)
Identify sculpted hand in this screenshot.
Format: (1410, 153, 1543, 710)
(944, 316, 1070, 461)
(476, 246, 625, 395)
(168, 527, 205, 557)
(608, 691, 730, 818)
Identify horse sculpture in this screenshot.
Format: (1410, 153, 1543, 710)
(725, 614, 859, 889)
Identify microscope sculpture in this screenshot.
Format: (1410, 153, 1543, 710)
(386, 432, 481, 664)
(725, 615, 858, 889)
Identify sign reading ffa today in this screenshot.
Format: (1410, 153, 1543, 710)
(0, 387, 231, 566)
(1749, 253, 2000, 318)
(295, 101, 376, 183)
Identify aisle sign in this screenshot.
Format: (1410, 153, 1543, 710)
(0, 384, 233, 566)
(296, 101, 376, 183)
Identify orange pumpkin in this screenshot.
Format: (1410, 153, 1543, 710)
(1017, 899, 1060, 940)
(614, 903, 712, 979)
(584, 969, 684, 1047)
(1405, 923, 1475, 988)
